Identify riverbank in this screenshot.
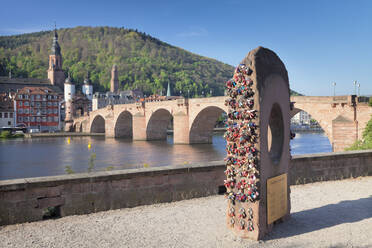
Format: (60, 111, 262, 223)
(24, 132, 105, 138)
(1, 176, 371, 248)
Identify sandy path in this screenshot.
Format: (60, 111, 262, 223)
(1, 176, 371, 248)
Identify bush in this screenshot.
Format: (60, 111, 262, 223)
(0, 131, 12, 138)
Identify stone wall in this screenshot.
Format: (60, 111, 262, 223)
(1, 150, 371, 226)
(290, 150, 372, 184)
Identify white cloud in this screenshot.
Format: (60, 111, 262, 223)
(0, 27, 45, 35)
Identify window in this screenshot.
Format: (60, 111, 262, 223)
(18, 116, 23, 122)
(8, 121, 11, 125)
(48, 116, 52, 122)
(24, 101, 29, 106)
(54, 102, 58, 106)
(18, 109, 23, 114)
(54, 116, 59, 122)
(42, 102, 46, 107)
(48, 109, 52, 114)
(54, 95, 58, 100)
(24, 116, 29, 122)
(36, 102, 41, 107)
(48, 95, 52, 100)
(54, 109, 58, 114)
(0, 113, 2, 118)
(25, 95, 29, 99)
(18, 95, 22, 99)
(42, 95, 46, 101)
(31, 109, 34, 114)
(31, 102, 34, 107)
(19, 101, 22, 107)
(36, 117, 41, 122)
(9, 113, 13, 118)
(24, 109, 29, 114)
(42, 109, 46, 115)
(31, 95, 34, 100)
(47, 102, 52, 106)
(36, 95, 40, 99)
(4, 113, 8, 118)
(31, 117, 35, 122)
(42, 117, 46, 122)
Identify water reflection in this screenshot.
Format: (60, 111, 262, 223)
(0, 132, 331, 180)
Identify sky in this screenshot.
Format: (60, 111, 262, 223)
(1, 0, 372, 96)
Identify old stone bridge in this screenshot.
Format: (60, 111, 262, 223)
(72, 95, 372, 152)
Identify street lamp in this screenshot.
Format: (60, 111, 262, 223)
(187, 89, 190, 98)
(353, 80, 357, 95)
(210, 89, 212, 96)
(332, 82, 336, 96)
(357, 83, 360, 96)
(202, 91, 204, 97)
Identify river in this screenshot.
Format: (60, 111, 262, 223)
(0, 132, 332, 180)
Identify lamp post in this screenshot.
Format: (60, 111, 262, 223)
(357, 83, 360, 96)
(202, 91, 204, 97)
(332, 82, 336, 96)
(210, 89, 212, 97)
(353, 80, 357, 95)
(187, 89, 190, 98)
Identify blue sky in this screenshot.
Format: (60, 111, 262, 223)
(1, 0, 372, 96)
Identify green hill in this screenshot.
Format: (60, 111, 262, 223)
(0, 26, 301, 96)
(0, 26, 235, 96)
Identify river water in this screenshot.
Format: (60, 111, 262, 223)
(0, 132, 332, 180)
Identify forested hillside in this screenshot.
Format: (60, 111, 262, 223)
(0, 26, 234, 96)
(0, 26, 301, 96)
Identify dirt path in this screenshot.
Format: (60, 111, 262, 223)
(1, 176, 371, 248)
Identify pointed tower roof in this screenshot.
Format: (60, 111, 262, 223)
(65, 72, 73, 84)
(84, 71, 92, 85)
(51, 25, 61, 55)
(166, 82, 171, 97)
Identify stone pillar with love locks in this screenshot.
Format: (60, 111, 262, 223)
(224, 47, 291, 240)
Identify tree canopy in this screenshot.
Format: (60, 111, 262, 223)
(0, 26, 301, 97)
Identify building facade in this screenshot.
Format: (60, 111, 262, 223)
(14, 87, 61, 131)
(0, 93, 15, 128)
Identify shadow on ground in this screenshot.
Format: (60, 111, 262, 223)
(265, 196, 372, 240)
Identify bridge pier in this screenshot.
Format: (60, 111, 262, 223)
(173, 113, 190, 144)
(132, 114, 147, 141)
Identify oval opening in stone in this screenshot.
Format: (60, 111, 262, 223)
(267, 103, 284, 164)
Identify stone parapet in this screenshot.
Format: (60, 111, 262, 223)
(1, 151, 372, 226)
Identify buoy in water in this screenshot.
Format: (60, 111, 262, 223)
(67, 138, 71, 144)
(88, 143, 92, 149)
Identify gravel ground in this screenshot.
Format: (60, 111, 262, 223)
(1, 176, 372, 248)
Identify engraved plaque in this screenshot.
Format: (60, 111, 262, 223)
(267, 173, 288, 224)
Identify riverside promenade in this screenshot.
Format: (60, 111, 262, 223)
(1, 176, 371, 248)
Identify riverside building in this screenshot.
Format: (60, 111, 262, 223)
(14, 86, 61, 132)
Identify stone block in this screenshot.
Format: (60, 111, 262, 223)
(37, 196, 65, 209)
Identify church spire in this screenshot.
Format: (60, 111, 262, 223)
(51, 23, 61, 56)
(166, 82, 171, 97)
(47, 23, 65, 89)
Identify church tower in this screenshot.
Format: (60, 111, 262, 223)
(47, 27, 65, 89)
(110, 64, 119, 93)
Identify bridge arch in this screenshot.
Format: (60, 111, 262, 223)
(291, 107, 331, 144)
(90, 115, 105, 133)
(146, 108, 173, 140)
(73, 122, 82, 132)
(115, 111, 133, 138)
(189, 106, 226, 143)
